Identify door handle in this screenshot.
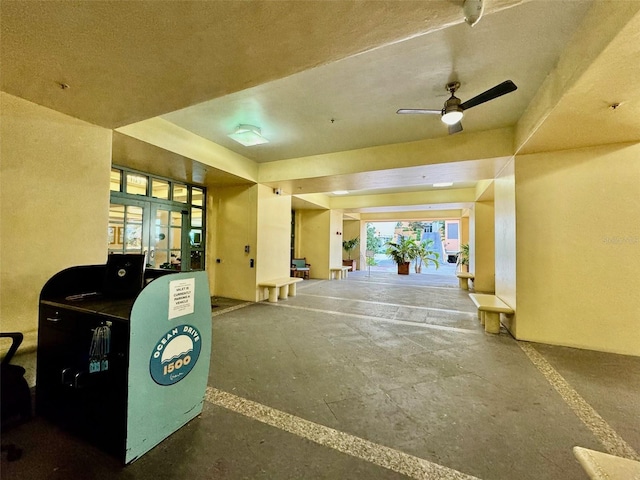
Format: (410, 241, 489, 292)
(61, 368, 74, 386)
(74, 371, 86, 389)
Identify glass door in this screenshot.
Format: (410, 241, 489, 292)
(108, 200, 188, 271)
(109, 167, 205, 271)
(149, 205, 188, 270)
(108, 200, 149, 257)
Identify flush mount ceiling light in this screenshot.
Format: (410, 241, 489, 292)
(433, 182, 453, 187)
(228, 124, 269, 146)
(332, 190, 349, 195)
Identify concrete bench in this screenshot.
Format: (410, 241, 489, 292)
(330, 266, 351, 280)
(456, 272, 475, 290)
(573, 446, 640, 479)
(468, 293, 514, 334)
(259, 277, 303, 303)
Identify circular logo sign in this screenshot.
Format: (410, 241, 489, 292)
(150, 325, 202, 386)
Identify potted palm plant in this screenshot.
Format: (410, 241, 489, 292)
(342, 236, 360, 270)
(385, 237, 416, 275)
(411, 239, 440, 273)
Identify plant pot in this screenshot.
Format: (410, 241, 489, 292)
(342, 259, 356, 270)
(397, 262, 410, 275)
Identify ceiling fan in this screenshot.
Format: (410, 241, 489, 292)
(397, 80, 517, 134)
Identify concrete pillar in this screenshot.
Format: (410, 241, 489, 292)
(473, 201, 495, 293)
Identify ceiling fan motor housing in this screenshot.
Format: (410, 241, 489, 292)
(441, 94, 464, 125)
(441, 81, 464, 124)
(443, 95, 462, 113)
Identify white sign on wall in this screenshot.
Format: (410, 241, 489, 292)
(168, 278, 195, 319)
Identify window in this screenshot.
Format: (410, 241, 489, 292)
(125, 173, 148, 196)
(109, 167, 206, 271)
(152, 179, 170, 200)
(447, 222, 459, 239)
(192, 187, 204, 206)
(110, 168, 122, 192)
(172, 184, 188, 203)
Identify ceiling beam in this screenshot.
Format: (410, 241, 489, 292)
(259, 127, 514, 184)
(331, 188, 475, 210)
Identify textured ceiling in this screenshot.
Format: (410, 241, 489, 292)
(160, 0, 590, 163)
(2, 0, 639, 216)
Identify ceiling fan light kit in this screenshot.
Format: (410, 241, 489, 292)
(396, 80, 517, 135)
(441, 110, 463, 125)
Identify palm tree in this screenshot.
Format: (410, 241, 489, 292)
(411, 239, 440, 273)
(342, 236, 360, 260)
(342, 236, 360, 269)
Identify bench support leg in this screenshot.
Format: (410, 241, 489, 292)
(458, 277, 469, 290)
(289, 282, 297, 297)
(479, 311, 485, 326)
(268, 287, 278, 303)
(484, 312, 500, 334)
(279, 285, 289, 300)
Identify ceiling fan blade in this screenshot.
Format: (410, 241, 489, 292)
(459, 80, 517, 111)
(448, 122, 463, 135)
(396, 108, 441, 115)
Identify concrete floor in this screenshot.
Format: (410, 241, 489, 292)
(2, 271, 639, 479)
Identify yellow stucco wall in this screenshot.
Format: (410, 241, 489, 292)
(210, 185, 258, 301)
(473, 201, 496, 293)
(460, 215, 470, 247)
(256, 185, 293, 299)
(297, 210, 331, 279)
(330, 210, 344, 271)
(514, 144, 640, 355)
(0, 93, 112, 346)
(494, 159, 517, 322)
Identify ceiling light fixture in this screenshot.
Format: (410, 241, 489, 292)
(440, 84, 464, 125)
(433, 182, 453, 187)
(332, 190, 349, 195)
(441, 110, 463, 125)
(228, 124, 269, 146)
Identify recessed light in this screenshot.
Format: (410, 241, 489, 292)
(433, 182, 453, 187)
(332, 190, 349, 195)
